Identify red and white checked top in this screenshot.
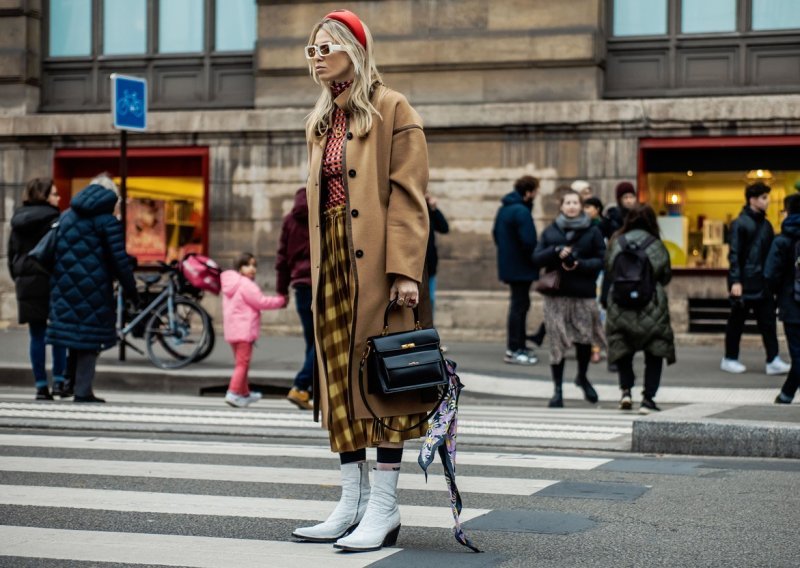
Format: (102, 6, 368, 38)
(322, 80, 352, 210)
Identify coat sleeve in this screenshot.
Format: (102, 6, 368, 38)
(515, 207, 537, 256)
(649, 239, 672, 286)
(274, 215, 291, 296)
(764, 238, 786, 293)
(241, 279, 287, 311)
(386, 98, 429, 282)
(101, 216, 138, 298)
(577, 227, 605, 275)
(532, 227, 558, 269)
(727, 219, 743, 286)
(7, 230, 18, 279)
(431, 208, 449, 234)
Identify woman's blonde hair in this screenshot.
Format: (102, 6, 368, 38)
(305, 18, 382, 142)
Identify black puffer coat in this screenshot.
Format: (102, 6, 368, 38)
(728, 206, 774, 300)
(533, 217, 605, 298)
(605, 229, 676, 365)
(764, 214, 800, 324)
(47, 185, 137, 351)
(7, 203, 60, 324)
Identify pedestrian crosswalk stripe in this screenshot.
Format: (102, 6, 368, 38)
(0, 525, 399, 568)
(0, 484, 491, 528)
(0, 456, 558, 496)
(0, 434, 612, 470)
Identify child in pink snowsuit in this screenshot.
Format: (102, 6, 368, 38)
(221, 253, 287, 407)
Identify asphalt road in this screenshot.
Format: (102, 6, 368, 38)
(0, 393, 797, 567)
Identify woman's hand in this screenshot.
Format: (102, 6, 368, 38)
(558, 246, 573, 260)
(390, 276, 419, 307)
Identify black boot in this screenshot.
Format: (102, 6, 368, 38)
(548, 361, 565, 408)
(574, 376, 599, 403)
(74, 393, 106, 403)
(52, 381, 65, 397)
(548, 386, 563, 408)
(527, 323, 546, 347)
(35, 386, 53, 401)
(60, 377, 74, 398)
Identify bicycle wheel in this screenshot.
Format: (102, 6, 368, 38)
(144, 297, 210, 369)
(193, 317, 216, 362)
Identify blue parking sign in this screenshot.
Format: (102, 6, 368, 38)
(111, 73, 147, 131)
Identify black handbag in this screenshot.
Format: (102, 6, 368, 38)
(27, 220, 60, 273)
(359, 299, 448, 432)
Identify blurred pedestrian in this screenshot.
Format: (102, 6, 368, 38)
(571, 179, 593, 201)
(276, 188, 314, 411)
(425, 193, 449, 321)
(291, 9, 433, 552)
(533, 189, 605, 407)
(606, 181, 638, 235)
(47, 174, 138, 403)
(722, 182, 790, 376)
(221, 252, 287, 408)
(604, 204, 675, 413)
(765, 193, 800, 404)
(584, 195, 608, 363)
(493, 175, 540, 365)
(7, 178, 67, 400)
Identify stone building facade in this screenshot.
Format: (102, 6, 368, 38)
(2, 0, 799, 342)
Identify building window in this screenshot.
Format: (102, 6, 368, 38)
(159, 0, 205, 53)
(752, 0, 800, 30)
(49, 0, 92, 57)
(607, 0, 800, 97)
(681, 0, 737, 34)
(612, 0, 667, 37)
(42, 0, 256, 111)
(215, 0, 257, 52)
(103, 0, 147, 55)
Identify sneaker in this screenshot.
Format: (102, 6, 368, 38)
(766, 356, 791, 376)
(35, 387, 53, 401)
(247, 391, 263, 403)
(720, 358, 746, 374)
(619, 389, 632, 410)
(286, 387, 312, 410)
(225, 391, 251, 408)
(639, 397, 661, 415)
(774, 392, 793, 404)
(504, 349, 538, 365)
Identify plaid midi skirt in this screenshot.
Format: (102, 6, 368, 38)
(319, 205, 427, 453)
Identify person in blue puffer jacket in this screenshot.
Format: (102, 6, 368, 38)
(47, 174, 138, 403)
(765, 193, 800, 404)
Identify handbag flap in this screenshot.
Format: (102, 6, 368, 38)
(381, 348, 444, 371)
(371, 328, 440, 353)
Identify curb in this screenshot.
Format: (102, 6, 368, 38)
(632, 404, 800, 458)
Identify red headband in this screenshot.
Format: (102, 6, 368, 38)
(324, 9, 367, 49)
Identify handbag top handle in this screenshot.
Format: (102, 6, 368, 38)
(381, 299, 422, 336)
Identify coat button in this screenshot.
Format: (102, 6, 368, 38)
(348, 169, 356, 178)
(346, 132, 353, 140)
(351, 209, 359, 218)
(355, 250, 364, 258)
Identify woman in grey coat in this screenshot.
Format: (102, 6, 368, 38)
(604, 204, 675, 414)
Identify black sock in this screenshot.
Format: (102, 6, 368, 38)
(376, 447, 403, 464)
(576, 343, 591, 381)
(339, 449, 367, 465)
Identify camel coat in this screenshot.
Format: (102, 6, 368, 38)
(307, 84, 432, 427)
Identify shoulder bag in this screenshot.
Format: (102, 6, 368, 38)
(359, 299, 448, 432)
(27, 219, 60, 273)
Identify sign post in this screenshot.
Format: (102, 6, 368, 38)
(111, 73, 147, 361)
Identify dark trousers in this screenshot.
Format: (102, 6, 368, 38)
(67, 349, 99, 398)
(507, 281, 532, 351)
(617, 351, 664, 400)
(292, 285, 314, 392)
(780, 323, 800, 399)
(724, 297, 779, 362)
(28, 323, 66, 388)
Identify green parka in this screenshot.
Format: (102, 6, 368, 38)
(604, 229, 676, 365)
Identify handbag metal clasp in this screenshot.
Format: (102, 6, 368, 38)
(401, 342, 416, 349)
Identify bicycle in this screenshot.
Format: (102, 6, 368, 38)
(117, 261, 212, 369)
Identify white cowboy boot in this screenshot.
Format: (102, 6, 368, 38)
(334, 468, 401, 552)
(292, 462, 370, 542)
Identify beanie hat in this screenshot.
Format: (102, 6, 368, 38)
(571, 180, 591, 193)
(324, 9, 367, 49)
(615, 181, 636, 201)
(584, 197, 603, 211)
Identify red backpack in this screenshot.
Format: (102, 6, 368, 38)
(180, 253, 221, 295)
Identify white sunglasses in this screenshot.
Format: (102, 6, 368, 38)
(305, 42, 346, 59)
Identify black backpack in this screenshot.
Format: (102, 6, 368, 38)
(611, 234, 657, 310)
(793, 240, 800, 303)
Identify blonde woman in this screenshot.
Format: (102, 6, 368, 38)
(291, 10, 431, 552)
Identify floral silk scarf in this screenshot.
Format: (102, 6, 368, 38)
(418, 359, 481, 553)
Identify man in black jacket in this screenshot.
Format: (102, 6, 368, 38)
(493, 175, 540, 365)
(721, 182, 790, 375)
